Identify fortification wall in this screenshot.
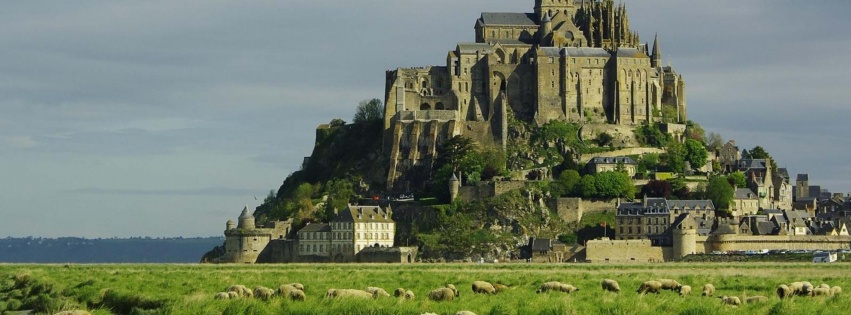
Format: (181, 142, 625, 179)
(708, 235, 851, 252)
(580, 147, 665, 163)
(549, 198, 618, 224)
(357, 247, 418, 263)
(266, 239, 297, 263)
(457, 180, 528, 202)
(586, 239, 670, 263)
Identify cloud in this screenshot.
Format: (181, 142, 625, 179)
(1, 136, 37, 149)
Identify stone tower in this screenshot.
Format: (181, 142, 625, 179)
(535, 0, 575, 23)
(226, 219, 235, 231)
(237, 205, 255, 229)
(538, 12, 553, 45)
(671, 215, 697, 260)
(448, 173, 460, 201)
(651, 33, 661, 68)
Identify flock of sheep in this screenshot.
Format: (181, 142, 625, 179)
(211, 278, 843, 313)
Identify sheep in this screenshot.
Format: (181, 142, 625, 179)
(745, 296, 769, 303)
(678, 285, 691, 296)
(720, 296, 741, 306)
(818, 283, 831, 289)
(214, 292, 230, 300)
(536, 281, 578, 294)
(226, 285, 252, 298)
(254, 286, 275, 301)
(658, 279, 682, 291)
(394, 288, 406, 297)
(801, 282, 815, 296)
(601, 279, 620, 293)
(278, 284, 303, 300)
(494, 284, 509, 293)
(472, 281, 496, 294)
(286, 283, 305, 291)
(366, 287, 391, 298)
(776, 284, 793, 299)
(812, 287, 831, 297)
(446, 284, 460, 297)
(404, 290, 415, 300)
(636, 281, 663, 295)
(701, 284, 715, 297)
(788, 282, 804, 296)
(455, 312, 477, 315)
(427, 287, 456, 302)
(227, 291, 239, 299)
(54, 311, 91, 315)
(326, 289, 373, 299)
(831, 286, 842, 296)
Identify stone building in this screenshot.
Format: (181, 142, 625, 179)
(736, 159, 774, 209)
(586, 156, 637, 177)
(383, 0, 688, 190)
(731, 188, 759, 217)
(616, 198, 715, 246)
(216, 206, 293, 264)
(294, 205, 396, 262)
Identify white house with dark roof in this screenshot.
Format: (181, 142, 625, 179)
(587, 156, 638, 177)
(295, 204, 396, 262)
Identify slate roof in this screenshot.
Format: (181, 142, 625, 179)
(539, 47, 562, 57)
(588, 156, 638, 165)
(335, 205, 394, 223)
(298, 223, 330, 233)
(480, 12, 539, 26)
(616, 48, 648, 58)
(776, 168, 790, 180)
(457, 43, 494, 54)
(737, 159, 767, 171)
(564, 47, 611, 58)
(755, 222, 777, 235)
(666, 200, 715, 211)
(531, 238, 564, 252)
(734, 188, 758, 200)
(797, 174, 809, 182)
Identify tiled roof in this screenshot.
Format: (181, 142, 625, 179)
(480, 12, 538, 26)
(589, 156, 638, 165)
(298, 223, 330, 233)
(334, 205, 394, 223)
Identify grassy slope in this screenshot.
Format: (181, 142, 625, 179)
(1, 263, 850, 315)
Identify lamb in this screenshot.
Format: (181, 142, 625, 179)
(253, 286, 275, 301)
(801, 282, 815, 296)
(701, 284, 715, 297)
(214, 292, 230, 300)
(745, 296, 769, 303)
(326, 289, 373, 299)
(54, 311, 92, 315)
(404, 290, 415, 300)
(286, 283, 305, 291)
(427, 287, 456, 301)
(493, 284, 509, 293)
(678, 285, 691, 296)
(472, 281, 496, 294)
(446, 284, 460, 297)
(720, 296, 741, 306)
(226, 285, 252, 298)
(366, 286, 391, 298)
(831, 286, 842, 296)
(818, 283, 831, 289)
(536, 281, 578, 294)
(658, 279, 682, 291)
(227, 291, 239, 299)
(455, 312, 477, 315)
(636, 281, 663, 295)
(776, 284, 793, 299)
(278, 284, 304, 300)
(788, 282, 805, 296)
(812, 287, 831, 297)
(601, 279, 620, 293)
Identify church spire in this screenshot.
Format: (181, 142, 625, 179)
(651, 33, 662, 68)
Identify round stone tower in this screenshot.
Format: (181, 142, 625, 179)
(448, 173, 460, 201)
(237, 205, 255, 229)
(226, 219, 235, 231)
(672, 223, 697, 260)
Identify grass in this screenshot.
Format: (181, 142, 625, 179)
(0, 263, 849, 314)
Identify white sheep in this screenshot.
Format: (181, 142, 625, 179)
(214, 292, 230, 300)
(427, 287, 456, 301)
(720, 295, 741, 306)
(678, 285, 691, 296)
(601, 279, 620, 293)
(776, 284, 793, 299)
(286, 282, 305, 291)
(658, 279, 682, 291)
(227, 291, 239, 299)
(278, 284, 302, 300)
(472, 281, 496, 294)
(404, 290, 415, 300)
(701, 284, 715, 297)
(446, 284, 460, 297)
(366, 286, 391, 298)
(254, 286, 275, 301)
(537, 281, 578, 294)
(636, 281, 662, 295)
(226, 284, 252, 298)
(831, 286, 842, 296)
(812, 287, 831, 297)
(745, 296, 769, 303)
(818, 283, 831, 289)
(326, 289, 373, 299)
(493, 284, 509, 293)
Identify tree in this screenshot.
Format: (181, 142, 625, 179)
(641, 180, 673, 198)
(684, 139, 709, 170)
(663, 141, 687, 173)
(706, 176, 734, 212)
(578, 174, 597, 197)
(552, 169, 581, 197)
(634, 123, 670, 147)
(726, 171, 747, 188)
(435, 136, 476, 174)
(636, 153, 660, 176)
(595, 132, 614, 147)
(746, 146, 778, 171)
(353, 98, 383, 124)
(684, 121, 706, 143)
(706, 132, 724, 151)
(322, 179, 355, 221)
(329, 118, 346, 127)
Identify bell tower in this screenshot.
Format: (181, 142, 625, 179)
(535, 0, 576, 24)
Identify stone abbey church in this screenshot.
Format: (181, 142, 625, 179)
(383, 0, 687, 190)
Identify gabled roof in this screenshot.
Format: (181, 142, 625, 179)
(797, 174, 809, 182)
(755, 221, 777, 235)
(564, 47, 611, 58)
(532, 238, 564, 251)
(588, 156, 637, 165)
(298, 223, 330, 233)
(734, 188, 758, 200)
(480, 12, 539, 26)
(776, 168, 789, 180)
(666, 200, 715, 211)
(737, 159, 767, 171)
(616, 48, 648, 58)
(457, 43, 494, 54)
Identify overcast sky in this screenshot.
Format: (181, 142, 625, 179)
(2, 1, 850, 238)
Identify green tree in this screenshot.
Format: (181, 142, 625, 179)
(706, 176, 734, 213)
(684, 139, 709, 170)
(322, 179, 355, 221)
(353, 98, 383, 124)
(726, 171, 747, 188)
(663, 141, 687, 173)
(634, 123, 670, 147)
(595, 132, 614, 147)
(595, 171, 635, 198)
(552, 169, 581, 197)
(746, 146, 778, 171)
(578, 174, 597, 197)
(435, 136, 476, 174)
(706, 132, 724, 151)
(636, 153, 661, 175)
(684, 121, 706, 143)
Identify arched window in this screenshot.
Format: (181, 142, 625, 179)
(420, 103, 431, 110)
(435, 102, 445, 110)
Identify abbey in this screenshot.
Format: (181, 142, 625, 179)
(384, 0, 687, 190)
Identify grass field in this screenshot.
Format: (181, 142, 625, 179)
(1, 262, 848, 315)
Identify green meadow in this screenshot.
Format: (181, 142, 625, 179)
(1, 263, 848, 315)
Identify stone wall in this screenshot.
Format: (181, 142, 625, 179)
(357, 246, 418, 263)
(586, 238, 671, 263)
(708, 235, 851, 252)
(267, 239, 297, 263)
(580, 147, 664, 163)
(457, 180, 528, 202)
(549, 198, 619, 224)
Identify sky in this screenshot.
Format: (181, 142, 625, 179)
(1, 0, 850, 238)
